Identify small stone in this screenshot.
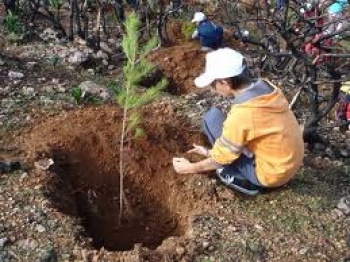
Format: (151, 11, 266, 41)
(208, 245, 215, 251)
(339, 149, 349, 158)
(97, 50, 108, 60)
(68, 51, 89, 65)
(313, 142, 326, 151)
(40, 247, 57, 262)
(26, 61, 38, 68)
(254, 224, 264, 231)
(100, 91, 110, 101)
(51, 78, 59, 85)
(43, 86, 54, 93)
(56, 86, 66, 93)
(227, 225, 237, 232)
(8, 71, 24, 79)
(299, 247, 308, 255)
(23, 87, 35, 96)
(337, 196, 350, 215)
(175, 246, 185, 256)
(100, 42, 113, 54)
(331, 208, 344, 219)
(34, 158, 54, 171)
(17, 239, 38, 250)
(202, 241, 210, 249)
(36, 224, 46, 233)
(0, 237, 9, 248)
(209, 179, 217, 185)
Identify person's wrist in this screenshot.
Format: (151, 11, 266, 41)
(206, 149, 211, 157)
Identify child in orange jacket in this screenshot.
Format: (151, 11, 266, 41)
(172, 48, 304, 195)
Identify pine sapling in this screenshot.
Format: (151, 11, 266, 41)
(116, 12, 168, 223)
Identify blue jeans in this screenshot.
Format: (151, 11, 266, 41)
(202, 107, 262, 186)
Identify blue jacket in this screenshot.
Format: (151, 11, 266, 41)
(196, 20, 223, 49)
(329, 0, 348, 14)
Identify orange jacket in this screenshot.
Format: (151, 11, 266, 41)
(211, 80, 304, 187)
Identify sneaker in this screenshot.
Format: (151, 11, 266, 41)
(216, 170, 261, 196)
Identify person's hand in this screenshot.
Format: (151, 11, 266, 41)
(187, 144, 210, 157)
(172, 157, 193, 174)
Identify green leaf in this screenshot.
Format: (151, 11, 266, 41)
(70, 86, 83, 104)
(132, 78, 168, 108)
(126, 112, 141, 134)
(134, 127, 144, 139)
(140, 37, 158, 59)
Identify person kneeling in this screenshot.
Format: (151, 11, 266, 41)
(172, 48, 304, 195)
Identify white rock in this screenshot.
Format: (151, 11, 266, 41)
(97, 50, 109, 60)
(23, 87, 35, 96)
(80, 81, 111, 101)
(107, 38, 117, 45)
(100, 42, 113, 54)
(36, 224, 46, 233)
(56, 86, 66, 93)
(34, 158, 54, 170)
(100, 91, 111, 101)
(43, 86, 54, 93)
(26, 62, 38, 68)
(68, 51, 89, 65)
(202, 241, 210, 249)
(17, 239, 38, 250)
(8, 71, 24, 79)
(175, 246, 185, 256)
(0, 237, 8, 248)
(51, 78, 59, 84)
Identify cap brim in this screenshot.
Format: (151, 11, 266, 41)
(194, 73, 214, 88)
(191, 18, 197, 23)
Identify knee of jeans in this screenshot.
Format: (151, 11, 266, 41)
(204, 107, 222, 119)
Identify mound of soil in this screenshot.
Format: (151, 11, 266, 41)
(165, 20, 189, 46)
(148, 42, 206, 95)
(18, 103, 214, 256)
(147, 23, 244, 95)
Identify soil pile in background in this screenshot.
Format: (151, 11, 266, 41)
(147, 20, 244, 95)
(165, 20, 189, 46)
(148, 42, 206, 95)
(18, 104, 213, 255)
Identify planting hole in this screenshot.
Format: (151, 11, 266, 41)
(35, 107, 205, 252)
(48, 146, 183, 251)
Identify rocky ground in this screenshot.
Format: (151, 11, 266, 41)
(0, 20, 350, 262)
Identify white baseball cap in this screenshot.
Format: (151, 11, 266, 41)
(194, 48, 245, 88)
(191, 12, 206, 23)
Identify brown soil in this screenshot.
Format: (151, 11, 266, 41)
(148, 42, 206, 95)
(165, 20, 189, 46)
(17, 103, 213, 254)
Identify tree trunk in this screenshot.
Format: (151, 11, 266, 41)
(95, 6, 101, 50)
(157, 3, 165, 46)
(69, 0, 74, 41)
